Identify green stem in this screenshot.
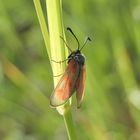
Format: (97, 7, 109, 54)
(33, 0, 51, 60)
(46, 0, 66, 84)
(46, 0, 77, 139)
(63, 109, 77, 140)
(33, 0, 77, 139)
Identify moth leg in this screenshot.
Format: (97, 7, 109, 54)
(53, 73, 64, 77)
(60, 36, 72, 52)
(51, 59, 68, 63)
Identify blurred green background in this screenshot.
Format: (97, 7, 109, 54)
(0, 0, 140, 139)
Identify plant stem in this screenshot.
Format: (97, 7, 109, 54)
(63, 109, 77, 140)
(33, 0, 77, 139)
(33, 0, 51, 60)
(46, 0, 66, 84)
(46, 0, 77, 139)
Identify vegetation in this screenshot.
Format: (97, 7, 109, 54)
(0, 0, 140, 139)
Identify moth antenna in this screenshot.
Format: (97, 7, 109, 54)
(67, 27, 80, 50)
(80, 37, 91, 51)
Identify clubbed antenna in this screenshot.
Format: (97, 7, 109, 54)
(67, 27, 80, 50)
(80, 37, 91, 51)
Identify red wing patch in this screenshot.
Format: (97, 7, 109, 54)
(50, 59, 80, 107)
(76, 64, 86, 108)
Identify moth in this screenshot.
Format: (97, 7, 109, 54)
(50, 27, 91, 108)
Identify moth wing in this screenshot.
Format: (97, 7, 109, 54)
(50, 60, 80, 107)
(76, 64, 86, 108)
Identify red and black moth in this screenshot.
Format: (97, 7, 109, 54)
(50, 27, 91, 108)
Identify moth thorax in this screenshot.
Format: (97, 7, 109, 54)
(74, 54, 85, 66)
